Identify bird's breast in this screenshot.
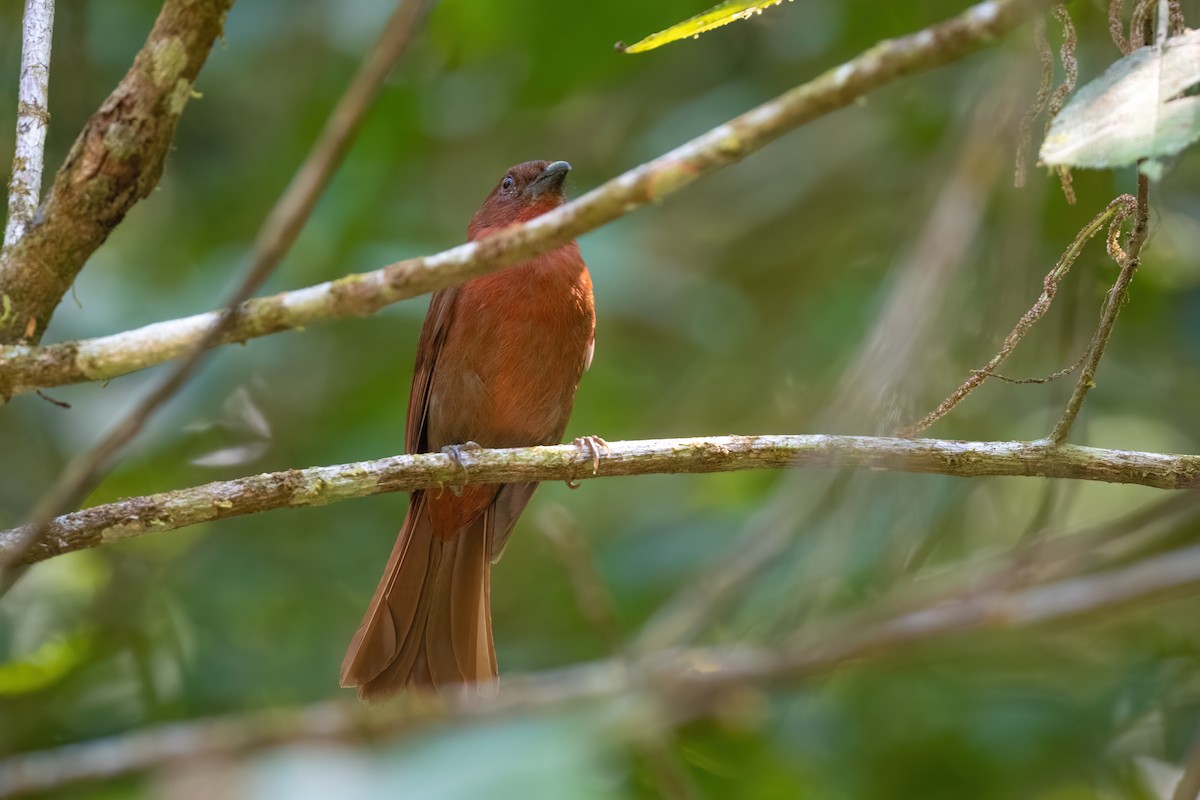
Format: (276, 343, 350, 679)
(427, 248, 594, 450)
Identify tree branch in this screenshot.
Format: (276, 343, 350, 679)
(1047, 6, 1159, 444)
(2, 434, 1197, 566)
(0, 0, 434, 578)
(0, 0, 1050, 398)
(897, 194, 1136, 438)
(0, 0, 233, 345)
(1049, 174, 1151, 443)
(3, 0, 56, 249)
(5, 536, 1200, 797)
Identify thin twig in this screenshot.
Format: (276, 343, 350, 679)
(1045, 6, 1077, 130)
(536, 507, 703, 800)
(1051, 0, 1159, 447)
(0, 0, 435, 580)
(981, 349, 1086, 384)
(3, 434, 1200, 567)
(894, 491, 1200, 613)
(3, 0, 56, 248)
(7, 538, 1200, 797)
(1014, 14, 1053, 188)
(635, 473, 850, 652)
(1047, 5, 1077, 203)
(897, 195, 1135, 438)
(709, 540, 1200, 686)
(1049, 179, 1149, 443)
(537, 505, 627, 654)
(1167, 0, 1185, 35)
(1110, 0, 1132, 53)
(1131, 0, 1156, 47)
(0, 0, 1053, 399)
(655, 92, 1015, 654)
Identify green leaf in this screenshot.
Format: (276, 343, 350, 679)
(0, 630, 91, 694)
(1040, 28, 1200, 177)
(617, 0, 794, 54)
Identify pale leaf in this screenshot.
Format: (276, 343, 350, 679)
(1040, 28, 1200, 176)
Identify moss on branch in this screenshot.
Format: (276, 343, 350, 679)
(2, 433, 1195, 566)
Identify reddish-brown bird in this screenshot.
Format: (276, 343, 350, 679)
(340, 160, 595, 700)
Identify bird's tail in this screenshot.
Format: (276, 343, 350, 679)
(340, 492, 497, 701)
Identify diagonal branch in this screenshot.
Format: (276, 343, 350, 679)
(1049, 175, 1151, 443)
(0, 0, 234, 345)
(897, 194, 1136, 438)
(0, 0, 435, 579)
(2, 434, 1198, 566)
(4, 0, 56, 249)
(5, 536, 1200, 797)
(0, 0, 1052, 398)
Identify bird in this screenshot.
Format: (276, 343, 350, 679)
(340, 160, 597, 701)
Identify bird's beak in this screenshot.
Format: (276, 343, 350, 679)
(524, 160, 571, 199)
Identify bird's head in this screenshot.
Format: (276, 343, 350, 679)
(467, 160, 571, 240)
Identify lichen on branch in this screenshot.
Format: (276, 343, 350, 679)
(0, 0, 1050, 395)
(4, 0, 57, 249)
(0, 0, 234, 345)
(2, 433, 1196, 566)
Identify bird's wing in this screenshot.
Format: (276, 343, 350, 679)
(406, 287, 460, 455)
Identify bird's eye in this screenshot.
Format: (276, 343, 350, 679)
(501, 176, 515, 192)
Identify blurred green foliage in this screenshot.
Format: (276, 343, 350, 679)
(2, 0, 1200, 797)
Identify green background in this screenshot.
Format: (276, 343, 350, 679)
(2, 0, 1200, 797)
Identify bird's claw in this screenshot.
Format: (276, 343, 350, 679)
(566, 435, 609, 490)
(441, 441, 483, 497)
(574, 435, 609, 474)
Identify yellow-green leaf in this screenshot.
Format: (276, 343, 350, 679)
(617, 0, 794, 54)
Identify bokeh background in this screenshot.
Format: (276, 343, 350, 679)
(3, 0, 1200, 797)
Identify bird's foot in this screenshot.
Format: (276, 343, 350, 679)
(441, 441, 483, 497)
(566, 435, 610, 489)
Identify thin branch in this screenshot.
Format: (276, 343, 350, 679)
(704, 540, 1200, 686)
(649, 92, 1019, 655)
(3, 0, 56, 249)
(537, 506, 627, 654)
(1167, 0, 1185, 36)
(1045, 6, 1078, 127)
(6, 538, 1200, 797)
(1132, 0, 1155, 48)
(246, 0, 436, 301)
(1049, 177, 1149, 443)
(0, 0, 435, 578)
(0, 0, 1052, 399)
(1047, 5, 1078, 203)
(980, 349, 1086, 384)
(635, 474, 850, 652)
(887, 490, 1200, 615)
(897, 195, 1135, 438)
(536, 507, 703, 800)
(1014, 14, 1052, 188)
(0, 0, 232, 344)
(1110, 0, 1132, 53)
(3, 434, 1199, 567)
